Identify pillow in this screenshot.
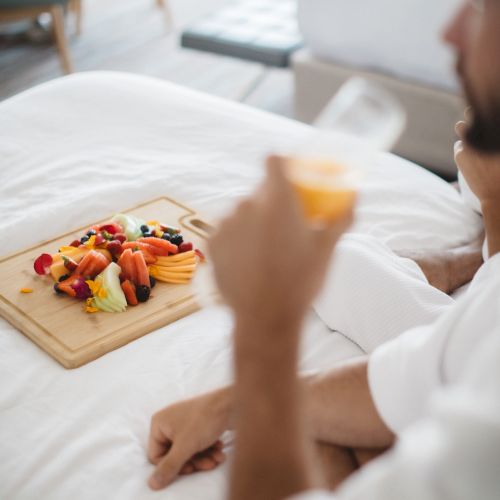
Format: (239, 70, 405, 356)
(350, 151, 483, 251)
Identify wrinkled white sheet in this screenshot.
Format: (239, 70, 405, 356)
(0, 72, 482, 500)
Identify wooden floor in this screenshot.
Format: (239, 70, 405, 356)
(0, 0, 294, 117)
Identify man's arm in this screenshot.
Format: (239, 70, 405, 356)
(397, 238, 484, 294)
(307, 358, 394, 448)
(230, 315, 315, 500)
(147, 356, 393, 490)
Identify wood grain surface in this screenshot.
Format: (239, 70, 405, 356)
(0, 197, 211, 369)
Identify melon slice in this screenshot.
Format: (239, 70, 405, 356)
(93, 263, 127, 313)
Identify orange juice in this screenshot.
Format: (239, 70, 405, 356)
(287, 157, 357, 222)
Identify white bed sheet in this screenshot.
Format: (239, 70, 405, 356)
(0, 72, 482, 500)
(298, 0, 462, 91)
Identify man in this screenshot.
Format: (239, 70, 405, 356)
(147, 0, 500, 497)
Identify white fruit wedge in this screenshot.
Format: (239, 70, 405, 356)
(92, 262, 127, 313)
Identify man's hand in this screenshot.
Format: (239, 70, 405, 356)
(455, 120, 500, 207)
(209, 155, 354, 328)
(147, 388, 231, 490)
(456, 120, 500, 257)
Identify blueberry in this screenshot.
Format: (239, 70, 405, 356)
(87, 229, 97, 237)
(54, 283, 63, 294)
(161, 233, 171, 241)
(136, 285, 151, 302)
(149, 275, 156, 289)
(170, 234, 183, 246)
(140, 225, 150, 234)
(80, 235, 89, 244)
(58, 274, 70, 282)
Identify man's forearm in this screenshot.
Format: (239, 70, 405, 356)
(230, 316, 314, 500)
(399, 238, 483, 294)
(446, 239, 484, 291)
(222, 358, 393, 451)
(482, 201, 500, 257)
(306, 357, 394, 448)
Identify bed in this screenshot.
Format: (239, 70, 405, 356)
(0, 72, 482, 499)
(294, 0, 464, 176)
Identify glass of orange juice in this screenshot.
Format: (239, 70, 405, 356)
(286, 156, 358, 223)
(194, 78, 405, 306)
(285, 78, 406, 224)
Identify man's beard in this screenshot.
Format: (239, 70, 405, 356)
(457, 59, 500, 153)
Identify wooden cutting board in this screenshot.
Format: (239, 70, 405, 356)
(0, 197, 213, 369)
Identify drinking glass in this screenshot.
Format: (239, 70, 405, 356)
(194, 77, 406, 306)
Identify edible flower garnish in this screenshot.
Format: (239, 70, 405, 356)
(83, 235, 97, 250)
(85, 298, 99, 313)
(59, 246, 77, 253)
(85, 279, 107, 299)
(148, 266, 159, 278)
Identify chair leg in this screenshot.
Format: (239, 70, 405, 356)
(50, 5, 73, 74)
(72, 0, 83, 36)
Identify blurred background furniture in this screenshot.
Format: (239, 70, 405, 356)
(0, 0, 81, 73)
(181, 0, 302, 68)
(0, 0, 172, 75)
(0, 0, 469, 179)
(294, 0, 464, 178)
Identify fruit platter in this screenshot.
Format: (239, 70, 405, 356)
(32, 213, 205, 314)
(0, 197, 211, 368)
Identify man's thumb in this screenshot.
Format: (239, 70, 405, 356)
(148, 441, 191, 490)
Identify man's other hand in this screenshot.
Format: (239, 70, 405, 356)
(455, 120, 500, 209)
(147, 388, 230, 490)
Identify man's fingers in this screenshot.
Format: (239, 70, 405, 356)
(464, 106, 473, 123)
(455, 120, 467, 139)
(313, 206, 355, 254)
(148, 441, 192, 490)
(265, 155, 297, 202)
(191, 454, 218, 471)
(454, 140, 463, 155)
(266, 154, 287, 180)
(147, 419, 172, 465)
(180, 462, 195, 475)
(211, 448, 226, 464)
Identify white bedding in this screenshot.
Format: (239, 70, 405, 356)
(0, 72, 482, 500)
(298, 0, 462, 91)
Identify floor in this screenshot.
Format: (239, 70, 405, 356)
(0, 0, 294, 118)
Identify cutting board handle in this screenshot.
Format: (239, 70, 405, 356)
(181, 216, 214, 239)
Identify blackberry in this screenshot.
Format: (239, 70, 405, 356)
(136, 285, 151, 303)
(80, 235, 89, 244)
(149, 275, 156, 289)
(58, 274, 70, 282)
(86, 229, 97, 237)
(161, 232, 171, 241)
(140, 224, 150, 234)
(53, 283, 63, 294)
(170, 234, 183, 246)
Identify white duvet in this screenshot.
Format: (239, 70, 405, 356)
(0, 72, 482, 500)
